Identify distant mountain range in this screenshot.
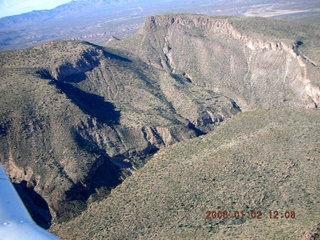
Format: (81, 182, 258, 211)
(1, 13, 319, 239)
(1, 0, 319, 51)
(0, 0, 148, 26)
(0, 0, 205, 50)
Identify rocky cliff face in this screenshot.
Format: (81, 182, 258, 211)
(0, 14, 319, 226)
(112, 14, 320, 110)
(50, 49, 102, 81)
(0, 35, 239, 223)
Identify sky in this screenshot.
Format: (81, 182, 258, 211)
(0, 0, 71, 18)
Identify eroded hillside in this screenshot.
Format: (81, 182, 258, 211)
(108, 14, 320, 110)
(51, 109, 320, 240)
(0, 38, 239, 223)
(0, 14, 319, 237)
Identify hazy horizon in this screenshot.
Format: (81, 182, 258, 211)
(0, 0, 71, 18)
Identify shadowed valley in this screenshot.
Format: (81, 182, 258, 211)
(0, 14, 319, 239)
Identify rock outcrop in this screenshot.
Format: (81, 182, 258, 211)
(0, 35, 239, 224)
(111, 14, 320, 110)
(0, 14, 319, 227)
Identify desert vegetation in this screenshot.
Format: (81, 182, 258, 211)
(51, 109, 320, 239)
(0, 13, 319, 239)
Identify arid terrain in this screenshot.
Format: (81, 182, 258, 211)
(0, 11, 319, 239)
(1, 0, 320, 51)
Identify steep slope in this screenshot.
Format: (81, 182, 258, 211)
(51, 109, 320, 239)
(108, 14, 320, 110)
(0, 39, 239, 224)
(1, 14, 319, 236)
(50, 15, 319, 239)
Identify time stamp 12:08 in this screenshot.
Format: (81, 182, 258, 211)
(206, 210, 296, 220)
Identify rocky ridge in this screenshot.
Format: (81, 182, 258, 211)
(110, 14, 320, 110)
(0, 34, 238, 223)
(0, 14, 319, 228)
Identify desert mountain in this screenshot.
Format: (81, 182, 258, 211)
(50, 15, 319, 239)
(0, 16, 242, 224)
(51, 109, 320, 239)
(109, 14, 320, 110)
(0, 14, 319, 238)
(1, 0, 319, 51)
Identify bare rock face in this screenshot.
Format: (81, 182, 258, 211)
(1, 14, 319, 226)
(113, 14, 320, 110)
(0, 35, 239, 223)
(50, 49, 101, 81)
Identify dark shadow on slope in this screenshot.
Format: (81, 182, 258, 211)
(187, 122, 206, 136)
(85, 42, 132, 63)
(50, 81, 120, 125)
(54, 129, 129, 221)
(63, 72, 87, 83)
(60, 154, 128, 221)
(61, 125, 164, 222)
(0, 123, 8, 135)
(88, 156, 124, 199)
(103, 50, 132, 63)
(170, 73, 191, 85)
(293, 40, 304, 56)
(64, 156, 124, 203)
(59, 158, 124, 221)
(231, 100, 242, 114)
(36, 69, 52, 79)
(13, 181, 52, 229)
(69, 130, 128, 203)
(36, 69, 88, 83)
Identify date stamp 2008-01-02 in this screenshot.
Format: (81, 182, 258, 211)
(206, 210, 296, 220)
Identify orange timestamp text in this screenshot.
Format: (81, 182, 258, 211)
(205, 210, 296, 220)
